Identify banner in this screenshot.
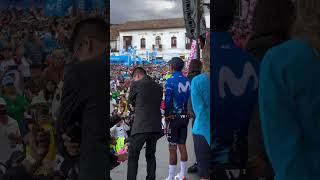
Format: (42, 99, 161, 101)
(78, 0, 104, 13)
(0, 0, 45, 9)
(44, 0, 72, 16)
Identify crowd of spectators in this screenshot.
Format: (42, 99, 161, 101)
(0, 8, 106, 180)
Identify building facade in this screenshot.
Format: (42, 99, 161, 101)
(115, 18, 192, 61)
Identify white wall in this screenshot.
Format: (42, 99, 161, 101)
(110, 41, 117, 50)
(118, 28, 191, 61)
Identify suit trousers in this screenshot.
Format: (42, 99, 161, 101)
(127, 132, 162, 180)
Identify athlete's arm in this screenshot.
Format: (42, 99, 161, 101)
(164, 79, 173, 117)
(128, 81, 137, 107)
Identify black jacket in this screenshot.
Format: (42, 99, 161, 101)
(58, 57, 108, 180)
(128, 75, 163, 136)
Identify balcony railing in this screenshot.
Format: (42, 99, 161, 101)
(152, 44, 162, 51)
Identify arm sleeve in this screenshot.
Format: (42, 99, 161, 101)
(164, 80, 173, 116)
(7, 121, 21, 137)
(57, 64, 83, 155)
(128, 82, 137, 107)
(190, 79, 199, 118)
(110, 125, 117, 137)
(259, 52, 320, 179)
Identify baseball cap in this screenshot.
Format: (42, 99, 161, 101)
(169, 57, 184, 71)
(5, 70, 16, 77)
(2, 76, 14, 86)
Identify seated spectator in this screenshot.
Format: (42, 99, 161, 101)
(0, 47, 16, 74)
(110, 120, 130, 139)
(1, 76, 29, 132)
(51, 81, 62, 122)
(0, 97, 22, 164)
(24, 32, 44, 66)
(15, 45, 31, 83)
(2, 125, 52, 180)
(42, 49, 64, 85)
(26, 102, 57, 176)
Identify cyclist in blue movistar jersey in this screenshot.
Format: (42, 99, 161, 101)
(211, 0, 259, 179)
(164, 57, 190, 180)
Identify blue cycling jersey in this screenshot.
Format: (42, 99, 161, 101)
(164, 71, 190, 116)
(211, 32, 259, 165)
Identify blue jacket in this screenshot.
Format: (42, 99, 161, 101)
(259, 39, 320, 180)
(211, 32, 259, 165)
(164, 71, 190, 116)
(191, 73, 210, 145)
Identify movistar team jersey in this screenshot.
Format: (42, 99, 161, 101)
(211, 32, 259, 166)
(164, 72, 190, 116)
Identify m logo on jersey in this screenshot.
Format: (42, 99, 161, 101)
(178, 82, 190, 93)
(219, 62, 258, 98)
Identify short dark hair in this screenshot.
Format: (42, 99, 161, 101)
(132, 67, 147, 78)
(251, 0, 296, 40)
(188, 59, 202, 74)
(212, 0, 235, 31)
(170, 57, 184, 72)
(70, 17, 108, 51)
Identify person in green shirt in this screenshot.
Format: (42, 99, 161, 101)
(1, 76, 29, 128)
(111, 90, 120, 100)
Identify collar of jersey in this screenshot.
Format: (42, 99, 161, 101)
(211, 32, 234, 48)
(172, 71, 183, 77)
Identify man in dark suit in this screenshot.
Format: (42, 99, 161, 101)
(127, 67, 163, 180)
(58, 17, 109, 180)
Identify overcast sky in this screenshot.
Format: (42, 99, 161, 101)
(110, 0, 183, 24)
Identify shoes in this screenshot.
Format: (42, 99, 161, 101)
(165, 173, 186, 180)
(164, 175, 186, 180)
(174, 173, 186, 180)
(187, 162, 198, 173)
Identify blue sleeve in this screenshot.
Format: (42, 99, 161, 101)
(164, 79, 173, 116)
(191, 78, 199, 117)
(259, 49, 320, 180)
(191, 76, 210, 119)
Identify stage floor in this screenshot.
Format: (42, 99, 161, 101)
(110, 120, 200, 180)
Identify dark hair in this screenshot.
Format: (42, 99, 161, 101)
(188, 59, 202, 80)
(251, 0, 296, 40)
(188, 59, 202, 74)
(132, 67, 147, 78)
(212, 0, 235, 31)
(70, 17, 108, 51)
(170, 57, 184, 72)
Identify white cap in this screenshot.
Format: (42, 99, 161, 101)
(31, 93, 47, 105)
(0, 97, 7, 106)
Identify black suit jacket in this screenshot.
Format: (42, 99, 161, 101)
(128, 75, 163, 136)
(58, 57, 108, 180)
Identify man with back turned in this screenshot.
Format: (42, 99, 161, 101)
(58, 17, 108, 180)
(127, 67, 163, 180)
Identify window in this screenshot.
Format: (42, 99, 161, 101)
(140, 38, 146, 49)
(123, 36, 132, 51)
(155, 36, 161, 46)
(171, 36, 177, 48)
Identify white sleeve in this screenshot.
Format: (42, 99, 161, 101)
(110, 125, 117, 137)
(6, 119, 21, 137)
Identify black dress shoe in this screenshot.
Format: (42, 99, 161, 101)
(187, 162, 198, 173)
